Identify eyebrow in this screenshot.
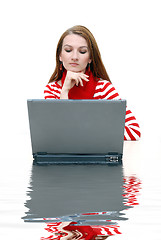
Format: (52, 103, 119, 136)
(63, 44, 88, 49)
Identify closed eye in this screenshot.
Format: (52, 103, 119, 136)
(80, 51, 87, 54)
(65, 49, 72, 53)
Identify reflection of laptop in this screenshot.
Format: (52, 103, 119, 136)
(27, 99, 126, 165)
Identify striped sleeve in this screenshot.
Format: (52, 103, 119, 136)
(94, 80, 120, 100)
(94, 80, 141, 141)
(44, 82, 61, 99)
(124, 109, 141, 140)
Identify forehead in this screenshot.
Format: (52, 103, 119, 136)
(63, 34, 88, 47)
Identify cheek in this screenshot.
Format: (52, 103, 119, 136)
(60, 51, 70, 62)
(81, 55, 90, 64)
(60, 53, 66, 62)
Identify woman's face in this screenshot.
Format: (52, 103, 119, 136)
(59, 34, 91, 73)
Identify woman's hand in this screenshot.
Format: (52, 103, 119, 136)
(60, 71, 89, 99)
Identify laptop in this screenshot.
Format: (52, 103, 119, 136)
(27, 99, 126, 165)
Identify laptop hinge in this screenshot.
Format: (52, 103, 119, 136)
(105, 152, 122, 164)
(33, 152, 122, 165)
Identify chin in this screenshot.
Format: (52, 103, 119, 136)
(67, 67, 86, 73)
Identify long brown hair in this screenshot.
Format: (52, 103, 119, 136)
(49, 25, 111, 83)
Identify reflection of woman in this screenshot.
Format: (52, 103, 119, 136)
(41, 221, 117, 239)
(44, 25, 141, 140)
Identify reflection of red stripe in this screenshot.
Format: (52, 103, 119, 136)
(82, 212, 99, 215)
(90, 225, 122, 236)
(123, 176, 142, 206)
(102, 228, 113, 235)
(113, 226, 122, 234)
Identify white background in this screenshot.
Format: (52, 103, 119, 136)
(0, 0, 161, 142)
(0, 1, 161, 239)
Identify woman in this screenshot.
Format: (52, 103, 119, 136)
(44, 25, 141, 140)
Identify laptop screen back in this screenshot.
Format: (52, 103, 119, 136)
(27, 100, 126, 155)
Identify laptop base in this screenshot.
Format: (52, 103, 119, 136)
(33, 152, 122, 166)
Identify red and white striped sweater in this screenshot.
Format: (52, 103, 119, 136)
(44, 80, 141, 140)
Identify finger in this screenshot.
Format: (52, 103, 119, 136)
(80, 75, 89, 82)
(78, 77, 83, 86)
(80, 73, 89, 78)
(82, 73, 89, 77)
(74, 78, 79, 86)
(80, 74, 89, 82)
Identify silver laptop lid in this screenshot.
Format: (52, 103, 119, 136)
(27, 100, 126, 155)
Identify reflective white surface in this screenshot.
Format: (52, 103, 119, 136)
(0, 129, 161, 239)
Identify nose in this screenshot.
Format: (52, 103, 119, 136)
(71, 50, 78, 61)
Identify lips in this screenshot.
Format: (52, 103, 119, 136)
(70, 63, 79, 67)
